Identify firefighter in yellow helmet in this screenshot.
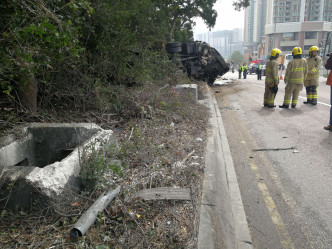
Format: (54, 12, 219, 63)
(279, 47, 308, 108)
(303, 46, 322, 105)
(264, 48, 281, 108)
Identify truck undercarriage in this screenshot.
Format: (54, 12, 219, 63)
(165, 42, 230, 85)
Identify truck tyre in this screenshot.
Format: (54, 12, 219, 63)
(165, 42, 182, 49)
(166, 46, 182, 54)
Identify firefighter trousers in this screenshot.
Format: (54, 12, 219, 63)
(264, 83, 276, 107)
(282, 83, 303, 107)
(304, 80, 318, 103)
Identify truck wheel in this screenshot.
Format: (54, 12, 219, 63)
(165, 42, 182, 49)
(166, 46, 182, 54)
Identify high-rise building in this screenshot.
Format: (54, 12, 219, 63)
(264, 0, 332, 56)
(243, 0, 267, 59)
(243, 0, 332, 60)
(271, 0, 332, 23)
(196, 28, 244, 58)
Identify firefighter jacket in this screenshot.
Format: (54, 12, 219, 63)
(304, 56, 322, 86)
(265, 60, 279, 87)
(284, 58, 308, 84)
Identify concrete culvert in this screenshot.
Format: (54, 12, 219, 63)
(0, 123, 116, 210)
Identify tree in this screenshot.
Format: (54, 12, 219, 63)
(233, 0, 250, 11)
(159, 0, 250, 41)
(230, 51, 244, 65)
(0, 0, 251, 114)
(0, 0, 91, 112)
(154, 0, 217, 41)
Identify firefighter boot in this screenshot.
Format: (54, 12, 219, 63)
(291, 104, 296, 108)
(311, 86, 317, 105)
(303, 87, 312, 104)
(279, 104, 289, 108)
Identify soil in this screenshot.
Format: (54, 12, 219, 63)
(0, 81, 209, 248)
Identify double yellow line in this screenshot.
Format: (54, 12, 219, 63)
(249, 163, 295, 249)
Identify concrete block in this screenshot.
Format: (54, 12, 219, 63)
(175, 84, 198, 102)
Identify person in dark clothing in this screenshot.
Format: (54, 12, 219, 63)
(243, 63, 248, 79)
(257, 63, 262, 80)
(324, 53, 332, 130)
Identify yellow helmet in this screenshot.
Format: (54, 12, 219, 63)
(309, 46, 319, 55)
(292, 47, 302, 56)
(271, 48, 282, 57)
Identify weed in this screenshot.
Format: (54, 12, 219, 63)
(80, 138, 127, 192)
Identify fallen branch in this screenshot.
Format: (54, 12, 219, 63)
(181, 150, 195, 164)
(252, 147, 296, 152)
(128, 127, 134, 141)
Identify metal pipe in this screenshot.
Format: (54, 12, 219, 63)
(70, 186, 121, 237)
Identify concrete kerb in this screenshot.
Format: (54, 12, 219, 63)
(198, 84, 253, 249)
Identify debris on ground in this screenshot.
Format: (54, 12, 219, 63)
(0, 80, 209, 248)
(212, 77, 234, 86)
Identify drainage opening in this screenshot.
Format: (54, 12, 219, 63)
(1, 125, 100, 168)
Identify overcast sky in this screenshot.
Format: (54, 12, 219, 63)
(193, 0, 245, 38)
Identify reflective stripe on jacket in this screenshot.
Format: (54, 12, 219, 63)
(265, 60, 279, 85)
(284, 58, 308, 84)
(306, 56, 322, 80)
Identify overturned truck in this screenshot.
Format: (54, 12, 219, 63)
(165, 41, 230, 85)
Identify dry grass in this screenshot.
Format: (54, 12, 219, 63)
(0, 76, 209, 249)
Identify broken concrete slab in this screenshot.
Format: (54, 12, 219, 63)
(0, 123, 116, 210)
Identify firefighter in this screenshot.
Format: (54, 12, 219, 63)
(279, 47, 308, 108)
(243, 63, 248, 79)
(303, 46, 322, 105)
(238, 64, 243, 79)
(257, 63, 262, 80)
(264, 48, 281, 108)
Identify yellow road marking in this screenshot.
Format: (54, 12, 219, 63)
(220, 84, 317, 248)
(249, 163, 295, 249)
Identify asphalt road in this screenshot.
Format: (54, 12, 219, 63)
(214, 72, 332, 249)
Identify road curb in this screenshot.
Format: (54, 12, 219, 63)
(198, 84, 253, 249)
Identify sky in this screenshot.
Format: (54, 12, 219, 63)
(193, 0, 245, 38)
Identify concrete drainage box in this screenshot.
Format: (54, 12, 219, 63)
(175, 84, 198, 102)
(0, 123, 115, 210)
